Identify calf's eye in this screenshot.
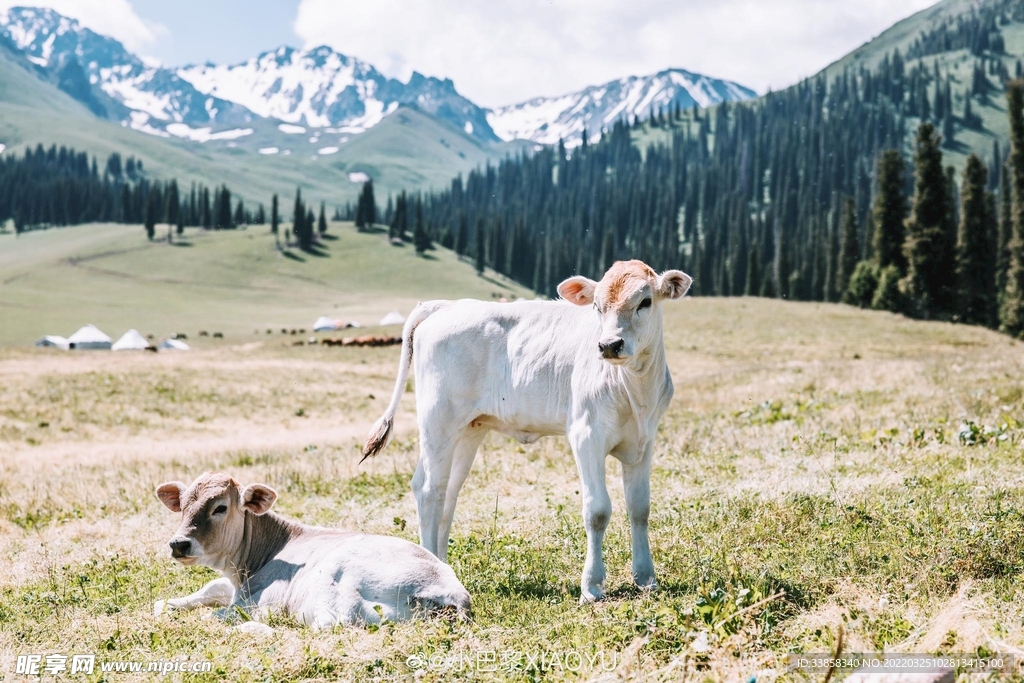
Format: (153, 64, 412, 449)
(213, 505, 227, 515)
(638, 298, 652, 311)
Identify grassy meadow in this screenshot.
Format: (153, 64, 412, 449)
(1, 225, 1024, 680)
(0, 222, 526, 348)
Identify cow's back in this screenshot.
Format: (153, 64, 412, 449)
(412, 299, 599, 436)
(249, 530, 469, 624)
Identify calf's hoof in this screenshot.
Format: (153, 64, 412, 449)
(579, 584, 606, 604)
(153, 599, 168, 616)
(633, 574, 658, 592)
(234, 621, 274, 635)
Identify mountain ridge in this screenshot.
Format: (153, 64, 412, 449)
(0, 5, 755, 148)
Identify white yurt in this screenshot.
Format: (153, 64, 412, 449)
(112, 329, 150, 351)
(35, 335, 70, 350)
(158, 338, 190, 351)
(313, 316, 340, 332)
(67, 324, 112, 350)
(379, 311, 405, 326)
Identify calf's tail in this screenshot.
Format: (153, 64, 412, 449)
(361, 301, 446, 462)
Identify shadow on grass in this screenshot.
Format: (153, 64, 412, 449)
(479, 273, 515, 290)
(282, 250, 306, 262)
(170, 241, 194, 247)
(301, 244, 330, 258)
(417, 252, 439, 261)
(320, 234, 339, 241)
(943, 139, 975, 154)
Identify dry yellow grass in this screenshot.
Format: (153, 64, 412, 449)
(1, 297, 1023, 681)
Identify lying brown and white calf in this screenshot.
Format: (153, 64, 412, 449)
(153, 472, 471, 629)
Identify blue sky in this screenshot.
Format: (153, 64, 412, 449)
(130, 0, 301, 67)
(0, 0, 941, 108)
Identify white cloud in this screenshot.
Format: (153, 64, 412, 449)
(0, 0, 165, 55)
(294, 0, 939, 108)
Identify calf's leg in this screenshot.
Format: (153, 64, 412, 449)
(412, 419, 460, 559)
(436, 427, 487, 557)
(569, 423, 611, 603)
(621, 450, 656, 589)
(154, 577, 235, 615)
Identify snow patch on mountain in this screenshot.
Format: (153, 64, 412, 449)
(127, 112, 169, 138)
(165, 124, 254, 143)
(278, 123, 306, 134)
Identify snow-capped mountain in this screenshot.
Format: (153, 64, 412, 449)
(0, 6, 756, 149)
(0, 6, 497, 143)
(488, 69, 757, 146)
(176, 47, 496, 141)
(0, 6, 255, 139)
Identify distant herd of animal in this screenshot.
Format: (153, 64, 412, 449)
(156, 260, 692, 629)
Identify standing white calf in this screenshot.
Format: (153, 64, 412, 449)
(153, 472, 471, 628)
(362, 260, 691, 602)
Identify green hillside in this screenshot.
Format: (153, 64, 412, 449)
(822, 0, 1018, 171)
(628, 0, 1019, 173)
(0, 223, 529, 347)
(0, 42, 511, 206)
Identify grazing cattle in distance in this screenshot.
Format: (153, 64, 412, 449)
(198, 331, 209, 337)
(363, 259, 691, 602)
(212, 332, 224, 339)
(320, 336, 401, 348)
(172, 333, 188, 340)
(154, 472, 471, 629)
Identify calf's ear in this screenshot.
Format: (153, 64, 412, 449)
(657, 270, 692, 300)
(156, 482, 186, 512)
(557, 276, 598, 306)
(241, 484, 278, 515)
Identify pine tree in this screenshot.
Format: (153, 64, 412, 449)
(455, 210, 468, 258)
(305, 208, 315, 248)
(165, 180, 179, 242)
(1000, 80, 1024, 336)
(475, 217, 485, 275)
(872, 265, 902, 311)
(176, 204, 184, 237)
(356, 181, 376, 230)
(872, 150, 907, 272)
(902, 122, 955, 319)
(292, 188, 303, 246)
(837, 196, 859, 298)
(845, 261, 879, 308)
(414, 198, 431, 254)
(318, 201, 327, 236)
(201, 187, 211, 229)
(389, 192, 407, 241)
(144, 191, 156, 241)
(271, 194, 279, 236)
(955, 154, 997, 326)
(997, 164, 1011, 294)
